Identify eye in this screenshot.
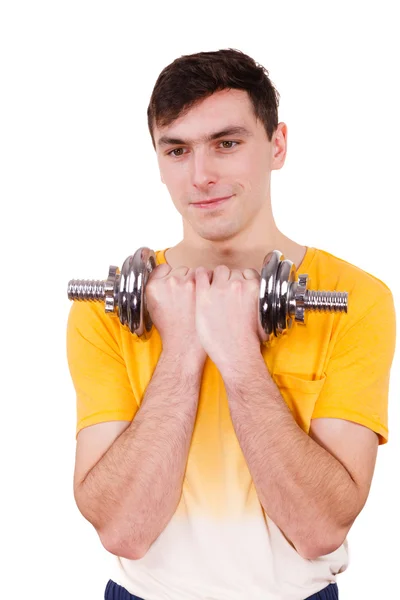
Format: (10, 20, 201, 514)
(220, 141, 238, 149)
(168, 148, 185, 157)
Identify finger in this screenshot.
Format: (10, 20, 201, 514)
(169, 266, 190, 277)
(243, 268, 260, 280)
(228, 269, 244, 280)
(195, 266, 211, 289)
(212, 264, 231, 283)
(148, 263, 172, 280)
(186, 267, 212, 281)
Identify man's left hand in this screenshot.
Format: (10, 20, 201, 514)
(195, 265, 269, 369)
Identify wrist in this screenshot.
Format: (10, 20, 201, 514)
(216, 347, 265, 381)
(161, 346, 206, 374)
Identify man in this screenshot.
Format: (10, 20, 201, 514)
(67, 49, 396, 600)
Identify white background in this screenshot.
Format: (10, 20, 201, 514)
(1, 1, 399, 598)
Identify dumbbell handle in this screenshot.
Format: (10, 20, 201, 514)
(68, 279, 107, 301)
(67, 247, 349, 339)
(67, 277, 348, 312)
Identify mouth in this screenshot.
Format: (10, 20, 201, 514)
(192, 195, 233, 209)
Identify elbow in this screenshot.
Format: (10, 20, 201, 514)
(297, 531, 347, 561)
(298, 542, 340, 561)
(100, 530, 148, 561)
(74, 491, 148, 560)
(73, 485, 149, 560)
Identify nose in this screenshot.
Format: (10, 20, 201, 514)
(190, 148, 218, 189)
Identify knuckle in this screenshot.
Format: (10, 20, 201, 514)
(231, 279, 243, 291)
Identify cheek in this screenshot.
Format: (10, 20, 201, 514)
(242, 159, 269, 193)
(231, 153, 262, 183)
(161, 168, 185, 195)
(164, 166, 188, 190)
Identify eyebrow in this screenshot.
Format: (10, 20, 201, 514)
(157, 125, 253, 148)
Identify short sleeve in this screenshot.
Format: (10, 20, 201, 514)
(66, 301, 138, 439)
(311, 290, 396, 445)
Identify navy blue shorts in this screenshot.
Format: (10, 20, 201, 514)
(104, 579, 338, 599)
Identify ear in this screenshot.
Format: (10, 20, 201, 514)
(271, 122, 288, 171)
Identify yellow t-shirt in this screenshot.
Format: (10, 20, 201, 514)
(66, 246, 396, 600)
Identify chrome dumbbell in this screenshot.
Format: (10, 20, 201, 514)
(67, 247, 349, 341)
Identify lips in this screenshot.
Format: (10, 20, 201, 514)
(193, 195, 232, 205)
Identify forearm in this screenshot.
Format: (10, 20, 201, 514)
(221, 354, 359, 559)
(75, 350, 203, 559)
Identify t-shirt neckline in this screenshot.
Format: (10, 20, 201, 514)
(157, 246, 317, 274)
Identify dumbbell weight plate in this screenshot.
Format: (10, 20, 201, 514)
(118, 247, 157, 339)
(260, 250, 282, 338)
(259, 250, 297, 339)
(274, 258, 296, 337)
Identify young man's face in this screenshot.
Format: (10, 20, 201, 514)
(153, 88, 287, 243)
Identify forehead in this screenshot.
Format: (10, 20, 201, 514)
(154, 89, 259, 146)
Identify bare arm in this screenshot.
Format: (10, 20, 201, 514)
(74, 349, 204, 560)
(220, 352, 378, 560)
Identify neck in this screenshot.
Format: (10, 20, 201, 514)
(166, 233, 306, 273)
(165, 198, 307, 272)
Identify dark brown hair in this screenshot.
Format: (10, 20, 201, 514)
(147, 48, 280, 149)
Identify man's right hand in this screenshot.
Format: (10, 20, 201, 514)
(146, 263, 212, 363)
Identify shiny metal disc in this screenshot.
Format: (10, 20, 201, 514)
(274, 259, 296, 337)
(118, 247, 156, 338)
(259, 250, 283, 337)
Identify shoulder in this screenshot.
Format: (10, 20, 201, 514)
(311, 247, 393, 311)
(304, 247, 395, 349)
(67, 296, 123, 347)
